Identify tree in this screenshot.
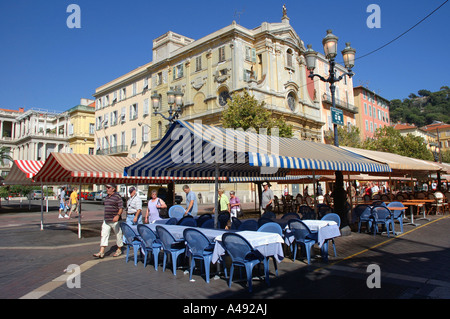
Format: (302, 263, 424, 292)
(221, 90, 293, 137)
(0, 146, 12, 165)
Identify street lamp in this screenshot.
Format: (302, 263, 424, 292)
(304, 29, 356, 229)
(152, 87, 184, 123)
(304, 30, 356, 146)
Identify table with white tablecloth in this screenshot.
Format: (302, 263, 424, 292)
(284, 220, 340, 248)
(212, 230, 284, 264)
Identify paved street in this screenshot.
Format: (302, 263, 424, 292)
(0, 199, 449, 304)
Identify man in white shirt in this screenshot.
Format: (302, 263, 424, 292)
(126, 187, 142, 225)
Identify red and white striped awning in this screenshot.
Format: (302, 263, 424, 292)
(3, 160, 45, 185)
(33, 153, 224, 184)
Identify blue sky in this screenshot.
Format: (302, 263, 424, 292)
(0, 0, 448, 112)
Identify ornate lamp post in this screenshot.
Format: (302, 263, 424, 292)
(304, 30, 356, 228)
(151, 87, 184, 123)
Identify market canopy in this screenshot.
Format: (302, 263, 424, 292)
(3, 160, 45, 185)
(342, 146, 441, 174)
(124, 120, 391, 178)
(33, 152, 225, 184)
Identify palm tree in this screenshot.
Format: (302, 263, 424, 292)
(0, 146, 13, 165)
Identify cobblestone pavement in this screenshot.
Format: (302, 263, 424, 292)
(1, 202, 449, 302)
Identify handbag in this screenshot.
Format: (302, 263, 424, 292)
(157, 199, 168, 218)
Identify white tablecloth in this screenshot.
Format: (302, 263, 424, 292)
(212, 231, 284, 264)
(284, 220, 341, 248)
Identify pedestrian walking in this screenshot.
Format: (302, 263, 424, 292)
(125, 187, 142, 225)
(93, 183, 124, 259)
(58, 186, 68, 219)
(182, 185, 198, 217)
(261, 182, 274, 213)
(67, 186, 79, 219)
(229, 191, 241, 218)
(145, 189, 167, 223)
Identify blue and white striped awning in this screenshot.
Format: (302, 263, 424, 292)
(124, 121, 391, 178)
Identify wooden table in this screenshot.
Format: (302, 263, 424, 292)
(403, 200, 432, 222)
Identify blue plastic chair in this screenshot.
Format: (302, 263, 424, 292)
(137, 225, 162, 270)
(317, 204, 333, 219)
(178, 216, 197, 227)
(119, 222, 142, 266)
(231, 217, 242, 230)
(200, 219, 215, 229)
(168, 205, 185, 221)
(196, 214, 212, 227)
(354, 205, 372, 233)
(370, 206, 394, 237)
(257, 217, 273, 227)
(238, 219, 258, 231)
(287, 219, 318, 264)
(218, 212, 230, 229)
(261, 211, 276, 219)
(165, 217, 178, 225)
(298, 206, 316, 220)
(387, 202, 405, 234)
(183, 228, 215, 283)
(257, 222, 283, 276)
(221, 232, 269, 293)
(155, 226, 186, 275)
(321, 213, 341, 257)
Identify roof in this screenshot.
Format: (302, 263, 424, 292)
(342, 147, 441, 173)
(124, 120, 391, 178)
(33, 153, 224, 184)
(3, 160, 45, 185)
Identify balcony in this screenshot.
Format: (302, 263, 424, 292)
(322, 93, 359, 114)
(96, 145, 128, 156)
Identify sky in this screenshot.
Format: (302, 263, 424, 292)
(0, 0, 449, 113)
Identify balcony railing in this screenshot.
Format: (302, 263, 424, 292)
(322, 93, 359, 114)
(96, 145, 128, 156)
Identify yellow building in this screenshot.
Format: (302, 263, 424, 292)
(67, 99, 96, 155)
(93, 10, 328, 159)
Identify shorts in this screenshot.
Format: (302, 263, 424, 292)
(60, 203, 65, 210)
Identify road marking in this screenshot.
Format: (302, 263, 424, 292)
(314, 215, 449, 273)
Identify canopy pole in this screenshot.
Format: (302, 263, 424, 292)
(312, 172, 317, 217)
(78, 183, 82, 239)
(40, 182, 44, 231)
(214, 163, 219, 229)
(347, 173, 353, 211)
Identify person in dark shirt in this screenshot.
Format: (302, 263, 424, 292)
(93, 183, 124, 258)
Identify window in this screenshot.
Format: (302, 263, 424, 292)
(143, 78, 149, 91)
(111, 111, 118, 126)
(88, 148, 94, 155)
(365, 120, 368, 131)
(131, 128, 136, 145)
(130, 103, 138, 120)
(287, 92, 296, 112)
(370, 122, 374, 132)
(142, 125, 149, 142)
(245, 47, 256, 62)
(195, 56, 202, 71)
(89, 123, 94, 134)
(286, 49, 293, 68)
(112, 91, 117, 103)
(103, 114, 109, 128)
(143, 98, 149, 116)
(173, 63, 184, 80)
(157, 72, 163, 86)
(132, 83, 137, 96)
(121, 107, 126, 122)
(218, 46, 225, 63)
(364, 103, 367, 115)
(218, 90, 231, 106)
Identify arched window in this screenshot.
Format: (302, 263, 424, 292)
(287, 92, 296, 112)
(218, 89, 231, 107)
(286, 49, 293, 68)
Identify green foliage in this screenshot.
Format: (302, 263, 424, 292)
(390, 86, 450, 125)
(361, 126, 434, 160)
(221, 90, 293, 138)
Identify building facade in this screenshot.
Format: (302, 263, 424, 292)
(421, 121, 450, 159)
(67, 99, 96, 155)
(92, 11, 345, 159)
(353, 86, 391, 140)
